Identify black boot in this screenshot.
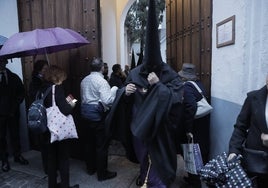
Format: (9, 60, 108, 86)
(69, 184, 79, 188)
(136, 174, 143, 186)
(2, 160, 10, 172)
(14, 155, 29, 165)
(98, 170, 117, 181)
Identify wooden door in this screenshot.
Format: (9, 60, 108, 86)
(166, 0, 212, 96)
(17, 0, 101, 158)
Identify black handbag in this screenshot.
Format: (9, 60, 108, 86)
(242, 142, 268, 174)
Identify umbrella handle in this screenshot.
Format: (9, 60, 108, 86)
(33, 54, 37, 62)
(45, 49, 50, 65)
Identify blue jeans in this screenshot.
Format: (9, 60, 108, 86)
(81, 103, 104, 121)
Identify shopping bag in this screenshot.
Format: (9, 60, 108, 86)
(46, 85, 78, 143)
(181, 142, 204, 174)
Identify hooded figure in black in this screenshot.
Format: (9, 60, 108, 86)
(106, 0, 184, 186)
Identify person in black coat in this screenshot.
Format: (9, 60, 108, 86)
(41, 65, 78, 188)
(228, 75, 268, 188)
(106, 1, 184, 186)
(178, 63, 211, 187)
(102, 62, 109, 81)
(0, 58, 29, 172)
(29, 59, 49, 103)
(124, 64, 130, 77)
(28, 59, 49, 173)
(109, 64, 126, 88)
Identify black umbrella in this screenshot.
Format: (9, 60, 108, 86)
(199, 152, 253, 187)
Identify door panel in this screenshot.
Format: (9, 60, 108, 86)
(166, 0, 171, 65)
(167, 0, 212, 96)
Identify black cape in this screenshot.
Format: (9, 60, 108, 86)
(106, 63, 184, 185)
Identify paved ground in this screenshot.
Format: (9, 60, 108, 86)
(0, 145, 206, 188)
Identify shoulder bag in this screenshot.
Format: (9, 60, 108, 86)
(46, 85, 78, 143)
(242, 141, 268, 174)
(188, 81, 213, 119)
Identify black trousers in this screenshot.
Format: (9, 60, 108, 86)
(84, 120, 109, 177)
(47, 139, 70, 188)
(0, 115, 21, 161)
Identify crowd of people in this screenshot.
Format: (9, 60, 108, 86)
(1, 0, 268, 188)
(1, 47, 268, 188)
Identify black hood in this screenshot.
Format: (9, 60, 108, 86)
(141, 0, 163, 74)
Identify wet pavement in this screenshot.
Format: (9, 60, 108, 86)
(0, 147, 204, 188)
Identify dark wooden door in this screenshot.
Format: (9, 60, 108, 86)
(17, 0, 101, 158)
(166, 0, 212, 96)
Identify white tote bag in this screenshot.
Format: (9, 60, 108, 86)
(46, 85, 78, 143)
(188, 81, 213, 119)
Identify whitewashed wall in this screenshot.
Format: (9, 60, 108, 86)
(100, 0, 132, 74)
(210, 0, 268, 157)
(100, 0, 117, 74)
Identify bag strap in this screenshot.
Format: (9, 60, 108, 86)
(51, 85, 56, 106)
(188, 135, 194, 144)
(187, 81, 202, 94)
(35, 86, 52, 101)
(42, 86, 52, 100)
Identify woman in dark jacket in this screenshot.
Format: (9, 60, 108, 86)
(42, 65, 78, 188)
(228, 75, 268, 188)
(178, 63, 211, 187)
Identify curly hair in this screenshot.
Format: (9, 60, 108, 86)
(44, 65, 67, 84)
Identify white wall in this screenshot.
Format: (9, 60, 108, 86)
(210, 0, 268, 157)
(212, 0, 268, 104)
(100, 0, 117, 74)
(117, 0, 135, 68)
(100, 0, 134, 73)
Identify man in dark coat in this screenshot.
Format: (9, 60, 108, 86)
(106, 0, 184, 186)
(0, 58, 28, 172)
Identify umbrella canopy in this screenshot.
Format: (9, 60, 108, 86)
(0, 35, 8, 48)
(0, 27, 90, 59)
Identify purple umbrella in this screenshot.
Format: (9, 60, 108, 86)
(0, 27, 90, 59)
